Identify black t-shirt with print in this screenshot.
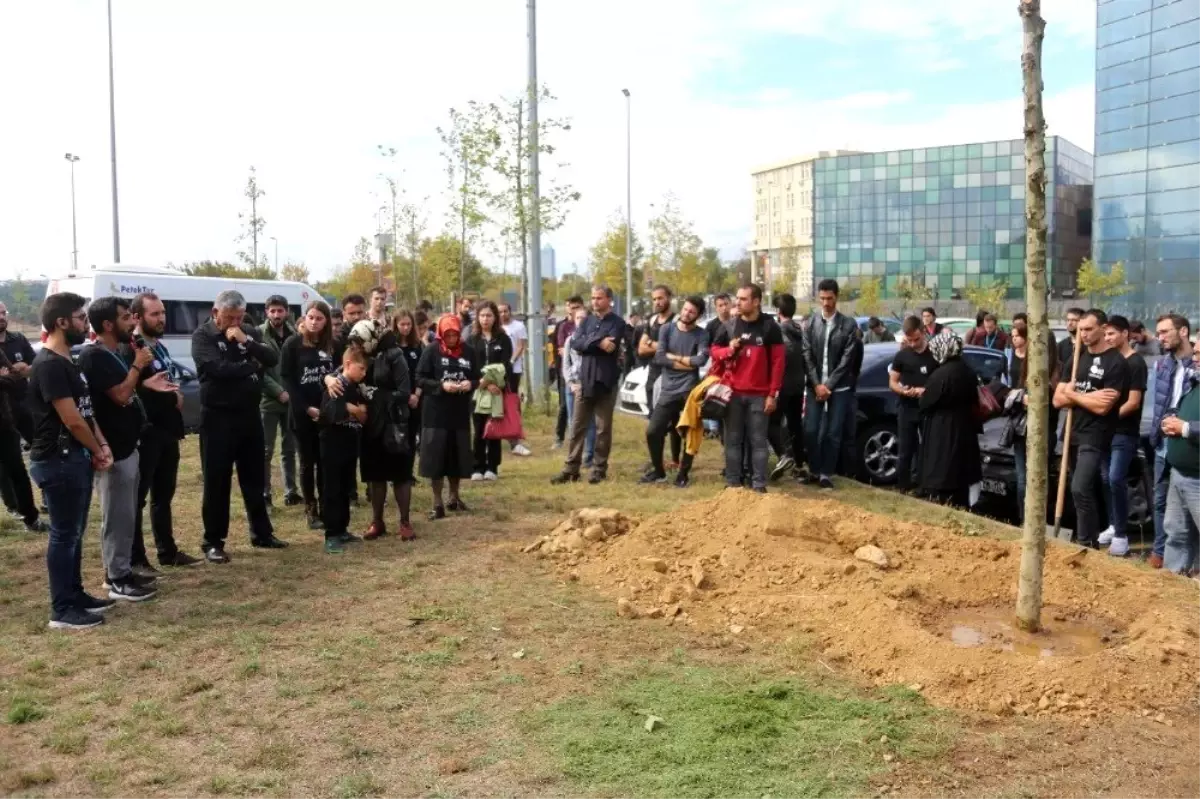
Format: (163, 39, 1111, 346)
(27, 348, 94, 461)
(77, 345, 144, 461)
(415, 346, 478, 431)
(890, 346, 939, 408)
(1060, 347, 1130, 448)
(118, 340, 184, 440)
(280, 335, 334, 426)
(0, 332, 36, 398)
(1116, 352, 1148, 438)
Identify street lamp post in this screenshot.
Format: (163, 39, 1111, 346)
(64, 154, 80, 272)
(271, 236, 279, 274)
(107, 0, 121, 263)
(526, 0, 546, 399)
(622, 88, 632, 315)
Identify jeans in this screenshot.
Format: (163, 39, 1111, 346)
(725, 395, 769, 489)
(895, 405, 922, 492)
(804, 388, 853, 479)
(1163, 470, 1200, 575)
(1070, 445, 1107, 548)
(261, 409, 297, 500)
(293, 415, 323, 510)
(1101, 432, 1139, 538)
(564, 388, 616, 475)
(30, 449, 94, 616)
(1153, 452, 1172, 558)
(646, 396, 686, 476)
(132, 429, 181, 564)
(97, 451, 140, 582)
(564, 387, 596, 463)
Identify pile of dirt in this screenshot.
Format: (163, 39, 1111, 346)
(527, 493, 1200, 719)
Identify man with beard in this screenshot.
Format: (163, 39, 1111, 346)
(0, 303, 44, 531)
(1056, 307, 1085, 376)
(458, 296, 474, 329)
(192, 290, 286, 563)
(1053, 309, 1130, 550)
(78, 297, 165, 600)
(122, 293, 201, 569)
(1130, 321, 1161, 357)
(889, 316, 938, 493)
(28, 293, 115, 628)
(1148, 314, 1195, 568)
(640, 296, 708, 485)
(638, 285, 681, 469)
(258, 295, 300, 509)
(332, 294, 366, 362)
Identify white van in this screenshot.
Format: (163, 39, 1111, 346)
(45, 265, 324, 368)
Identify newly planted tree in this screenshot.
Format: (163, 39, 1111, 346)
(438, 102, 499, 293)
(645, 194, 702, 291)
(963, 279, 1011, 319)
(235, 166, 267, 270)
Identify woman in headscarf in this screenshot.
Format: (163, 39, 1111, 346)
(918, 330, 982, 508)
(415, 314, 478, 520)
(465, 300, 512, 481)
(281, 300, 335, 530)
(393, 310, 424, 461)
(349, 319, 415, 541)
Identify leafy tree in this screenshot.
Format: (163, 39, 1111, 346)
(438, 102, 499, 292)
(645, 194, 701, 292)
(963, 279, 1010, 318)
(279, 262, 311, 284)
(419, 234, 486, 305)
(173, 260, 274, 279)
(588, 213, 644, 299)
(770, 234, 801, 298)
(856, 276, 884, 316)
(729, 256, 752, 288)
(892, 277, 933, 318)
(1076, 258, 1129, 307)
(235, 166, 267, 270)
(0, 277, 47, 327)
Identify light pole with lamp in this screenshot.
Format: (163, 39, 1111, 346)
(622, 88, 632, 315)
(107, 0, 121, 263)
(64, 154, 80, 271)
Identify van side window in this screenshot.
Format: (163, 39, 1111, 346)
(165, 301, 213, 336)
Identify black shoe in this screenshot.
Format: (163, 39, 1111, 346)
(132, 562, 163, 580)
(108, 581, 157, 602)
(283, 492, 303, 507)
(78, 592, 116, 614)
(818, 476, 835, 490)
(428, 505, 446, 521)
(550, 472, 579, 485)
(800, 473, 820, 485)
(48, 608, 104, 630)
(204, 547, 231, 564)
(104, 572, 157, 589)
(22, 518, 48, 533)
(753, 486, 768, 494)
(638, 472, 667, 485)
(251, 536, 289, 549)
(447, 498, 470, 512)
(339, 532, 363, 544)
(160, 551, 202, 568)
(588, 471, 607, 485)
(674, 475, 690, 489)
(307, 514, 325, 531)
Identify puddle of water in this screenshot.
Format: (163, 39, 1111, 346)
(945, 607, 1112, 658)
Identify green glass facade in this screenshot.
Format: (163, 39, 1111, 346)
(812, 137, 1093, 300)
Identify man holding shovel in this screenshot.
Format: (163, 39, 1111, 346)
(1053, 309, 1131, 550)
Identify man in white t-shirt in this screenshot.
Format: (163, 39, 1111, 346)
(499, 303, 532, 456)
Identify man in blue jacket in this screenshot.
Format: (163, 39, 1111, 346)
(1148, 314, 1195, 568)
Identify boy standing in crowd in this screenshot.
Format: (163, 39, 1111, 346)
(801, 279, 861, 490)
(640, 295, 709, 485)
(319, 348, 370, 554)
(1098, 315, 1148, 557)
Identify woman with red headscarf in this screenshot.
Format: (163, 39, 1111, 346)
(414, 314, 478, 520)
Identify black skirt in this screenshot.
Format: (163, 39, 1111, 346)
(360, 431, 415, 484)
(418, 427, 473, 480)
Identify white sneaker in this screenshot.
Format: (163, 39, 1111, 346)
(483, 471, 498, 481)
(1107, 536, 1130, 557)
(1098, 526, 1116, 546)
(471, 472, 484, 481)
(512, 444, 532, 457)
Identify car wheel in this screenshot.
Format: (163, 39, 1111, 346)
(856, 421, 898, 485)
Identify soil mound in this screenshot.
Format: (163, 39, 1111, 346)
(527, 492, 1199, 719)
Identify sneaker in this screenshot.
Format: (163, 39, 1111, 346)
(22, 518, 48, 533)
(1107, 536, 1130, 558)
(48, 608, 104, 630)
(550, 472, 579, 485)
(160, 551, 202, 568)
(1098, 526, 1116, 546)
(133, 563, 163, 580)
(818, 476, 835, 490)
(108, 581, 157, 602)
(325, 537, 345, 554)
(471, 472, 484, 481)
(674, 475, 690, 489)
(398, 522, 416, 541)
(801, 473, 821, 485)
(339, 532, 363, 544)
(283, 492, 304, 507)
(204, 547, 231, 564)
(103, 572, 157, 590)
(251, 536, 289, 549)
(307, 514, 325, 531)
(770, 455, 795, 482)
(78, 593, 116, 613)
(512, 444, 532, 457)
(638, 472, 667, 485)
(483, 471, 498, 481)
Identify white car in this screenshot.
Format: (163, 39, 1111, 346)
(619, 366, 652, 417)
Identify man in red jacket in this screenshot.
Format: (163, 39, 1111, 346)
(710, 284, 785, 493)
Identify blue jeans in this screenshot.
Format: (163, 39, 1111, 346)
(29, 449, 95, 616)
(1101, 432, 1139, 538)
(565, 388, 596, 462)
(725, 395, 769, 489)
(804, 388, 853, 479)
(1163, 470, 1200, 575)
(1153, 452, 1171, 558)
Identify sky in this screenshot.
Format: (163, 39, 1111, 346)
(0, 0, 1098, 286)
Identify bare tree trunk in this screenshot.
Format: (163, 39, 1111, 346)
(1016, 0, 1050, 632)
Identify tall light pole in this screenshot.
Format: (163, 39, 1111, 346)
(622, 88, 632, 314)
(64, 154, 80, 271)
(526, 0, 546, 399)
(107, 0, 121, 262)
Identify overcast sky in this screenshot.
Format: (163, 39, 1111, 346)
(0, 0, 1097, 284)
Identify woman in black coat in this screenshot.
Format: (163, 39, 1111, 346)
(464, 300, 512, 480)
(919, 330, 982, 508)
(392, 310, 425, 459)
(415, 314, 479, 520)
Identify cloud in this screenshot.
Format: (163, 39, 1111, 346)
(831, 90, 914, 110)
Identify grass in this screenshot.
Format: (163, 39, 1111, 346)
(0, 407, 1187, 797)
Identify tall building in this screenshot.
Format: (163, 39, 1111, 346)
(751, 151, 858, 299)
(540, 245, 557, 280)
(811, 137, 1093, 300)
(1093, 0, 1199, 316)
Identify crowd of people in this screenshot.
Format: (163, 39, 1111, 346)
(7, 281, 1198, 630)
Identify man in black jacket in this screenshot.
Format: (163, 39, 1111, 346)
(191, 290, 286, 563)
(801, 279, 861, 489)
(769, 294, 806, 480)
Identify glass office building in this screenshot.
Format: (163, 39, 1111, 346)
(812, 137, 1093, 300)
(1093, 0, 1200, 316)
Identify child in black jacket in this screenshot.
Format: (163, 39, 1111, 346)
(319, 348, 371, 553)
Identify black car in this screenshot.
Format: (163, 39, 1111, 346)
(849, 342, 1008, 485)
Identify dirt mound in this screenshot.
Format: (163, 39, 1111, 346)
(528, 493, 1200, 719)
